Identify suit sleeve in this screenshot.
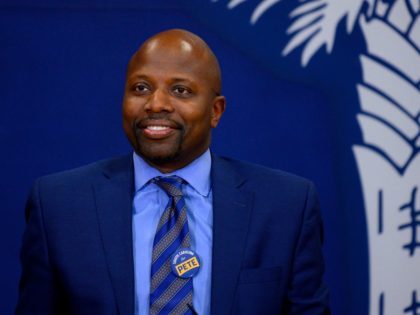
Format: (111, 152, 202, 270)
(286, 181, 330, 314)
(16, 179, 63, 315)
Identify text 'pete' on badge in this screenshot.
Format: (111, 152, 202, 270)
(171, 248, 201, 278)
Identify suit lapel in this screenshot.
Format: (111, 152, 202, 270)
(210, 155, 253, 315)
(92, 153, 252, 315)
(93, 155, 135, 315)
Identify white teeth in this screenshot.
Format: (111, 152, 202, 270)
(147, 126, 169, 131)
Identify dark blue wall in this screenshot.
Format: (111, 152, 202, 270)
(1, 1, 367, 314)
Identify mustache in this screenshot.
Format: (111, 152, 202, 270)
(134, 113, 183, 130)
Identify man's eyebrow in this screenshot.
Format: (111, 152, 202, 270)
(127, 74, 149, 81)
(127, 75, 193, 84)
(171, 77, 194, 84)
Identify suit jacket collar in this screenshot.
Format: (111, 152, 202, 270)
(210, 154, 253, 315)
(94, 154, 135, 315)
(93, 153, 253, 315)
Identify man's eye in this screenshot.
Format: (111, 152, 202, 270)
(173, 86, 191, 96)
(133, 84, 150, 94)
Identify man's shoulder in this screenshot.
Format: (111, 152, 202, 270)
(213, 155, 313, 189)
(36, 155, 132, 187)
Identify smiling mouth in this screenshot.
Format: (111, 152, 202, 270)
(136, 117, 182, 139)
(135, 116, 182, 139)
(146, 126, 171, 131)
(141, 125, 174, 138)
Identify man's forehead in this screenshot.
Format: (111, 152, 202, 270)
(128, 38, 209, 77)
(137, 45, 202, 64)
(127, 29, 222, 94)
(128, 48, 207, 78)
(136, 34, 208, 66)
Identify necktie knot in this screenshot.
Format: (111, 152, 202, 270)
(153, 176, 184, 197)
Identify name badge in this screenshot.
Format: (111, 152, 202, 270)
(171, 248, 201, 278)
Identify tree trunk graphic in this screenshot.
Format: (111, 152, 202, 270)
(353, 1, 420, 313)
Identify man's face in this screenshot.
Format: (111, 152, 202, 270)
(122, 38, 225, 172)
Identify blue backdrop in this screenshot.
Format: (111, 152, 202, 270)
(2, 0, 393, 314)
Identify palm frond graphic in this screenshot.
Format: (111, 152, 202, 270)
(226, 0, 283, 24)
(283, 0, 374, 66)
(222, 0, 374, 66)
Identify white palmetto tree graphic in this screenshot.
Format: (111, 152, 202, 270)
(282, 1, 420, 314)
(217, 0, 420, 314)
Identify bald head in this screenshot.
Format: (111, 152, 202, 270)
(128, 29, 222, 94)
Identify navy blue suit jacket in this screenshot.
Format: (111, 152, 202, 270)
(16, 154, 329, 314)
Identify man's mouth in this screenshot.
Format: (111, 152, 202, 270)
(143, 125, 173, 137)
(146, 126, 170, 131)
(138, 119, 180, 139)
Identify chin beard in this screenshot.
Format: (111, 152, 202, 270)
(141, 149, 181, 166)
(134, 135, 183, 168)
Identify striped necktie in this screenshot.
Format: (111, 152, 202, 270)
(149, 176, 194, 315)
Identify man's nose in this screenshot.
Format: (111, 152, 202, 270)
(145, 89, 173, 112)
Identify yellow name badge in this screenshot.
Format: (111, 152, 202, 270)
(175, 257, 200, 277)
(171, 248, 201, 278)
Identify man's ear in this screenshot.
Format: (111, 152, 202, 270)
(210, 95, 226, 128)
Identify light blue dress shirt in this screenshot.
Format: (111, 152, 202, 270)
(132, 150, 213, 315)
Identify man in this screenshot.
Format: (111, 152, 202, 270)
(16, 29, 329, 314)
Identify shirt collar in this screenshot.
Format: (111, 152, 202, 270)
(133, 149, 212, 197)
